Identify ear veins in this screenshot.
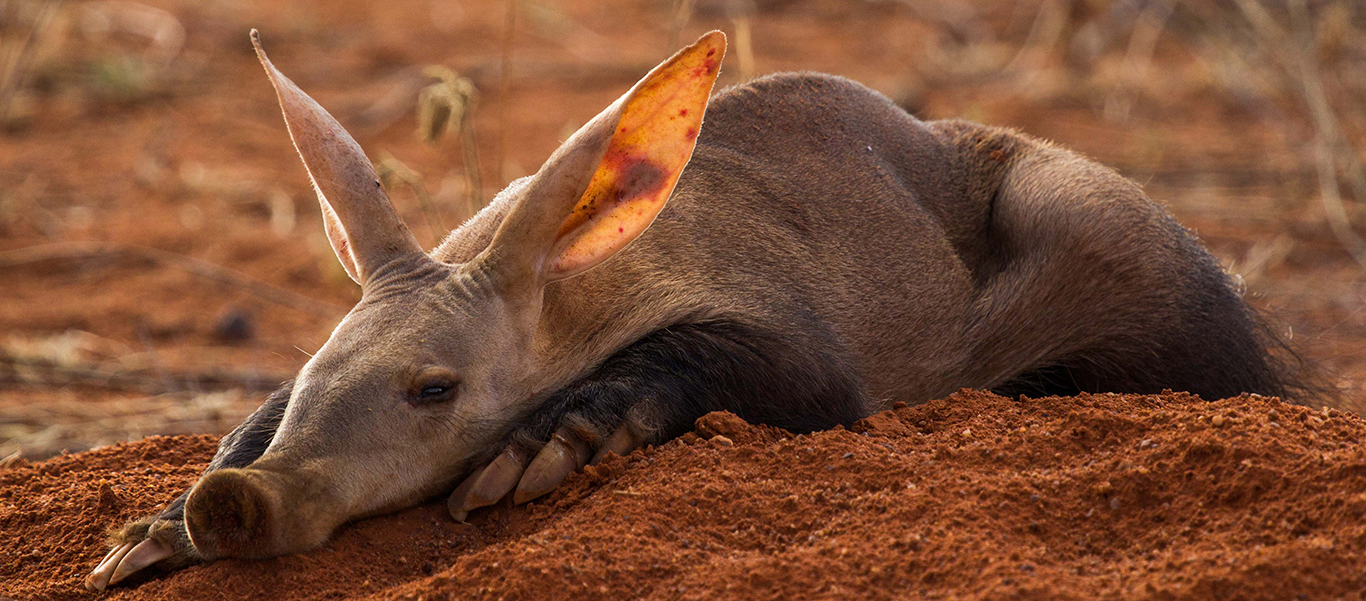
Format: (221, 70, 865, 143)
(479, 32, 725, 287)
(547, 31, 726, 278)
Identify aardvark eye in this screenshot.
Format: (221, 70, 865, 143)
(409, 366, 459, 405)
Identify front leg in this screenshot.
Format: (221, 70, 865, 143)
(447, 319, 869, 519)
(85, 381, 294, 590)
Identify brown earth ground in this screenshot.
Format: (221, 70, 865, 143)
(2, 0, 1366, 599)
(5, 393, 1366, 600)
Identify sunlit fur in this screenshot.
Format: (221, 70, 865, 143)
(168, 69, 1306, 561)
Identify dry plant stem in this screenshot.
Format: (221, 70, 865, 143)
(0, 241, 346, 316)
(1005, 0, 1066, 86)
(1237, 234, 1295, 286)
(460, 107, 484, 215)
(415, 67, 484, 219)
(0, 357, 291, 394)
(0, 0, 62, 124)
(81, 1, 185, 65)
(0, 449, 21, 468)
(1104, 0, 1172, 122)
(1191, 28, 1285, 122)
(731, 14, 755, 82)
(497, 0, 515, 188)
(1284, 0, 1366, 227)
(885, 0, 993, 45)
(377, 152, 447, 244)
(667, 0, 696, 54)
(1313, 133, 1366, 266)
(1232, 0, 1366, 269)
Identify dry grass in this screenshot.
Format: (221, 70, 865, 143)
(1, 0, 1362, 457)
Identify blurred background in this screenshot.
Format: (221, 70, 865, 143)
(0, 0, 1362, 460)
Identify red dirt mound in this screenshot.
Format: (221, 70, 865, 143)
(4, 390, 1365, 600)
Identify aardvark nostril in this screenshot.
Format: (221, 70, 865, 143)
(184, 468, 280, 560)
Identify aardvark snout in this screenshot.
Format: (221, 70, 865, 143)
(184, 464, 335, 560)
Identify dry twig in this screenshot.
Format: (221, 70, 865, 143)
(376, 151, 447, 244)
(878, 0, 993, 46)
(726, 0, 757, 82)
(1231, 0, 1366, 268)
(1104, 0, 1173, 122)
(418, 65, 485, 217)
(0, 241, 346, 316)
(667, 0, 696, 53)
(498, 0, 515, 187)
(0, 0, 62, 125)
(0, 356, 290, 394)
(1004, 0, 1068, 86)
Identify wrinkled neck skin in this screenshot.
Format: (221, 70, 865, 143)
(430, 183, 687, 417)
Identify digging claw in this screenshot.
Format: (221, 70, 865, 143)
(591, 424, 642, 466)
(85, 542, 135, 591)
(514, 429, 592, 504)
(462, 447, 526, 514)
(446, 465, 486, 522)
(108, 538, 173, 586)
(448, 422, 645, 522)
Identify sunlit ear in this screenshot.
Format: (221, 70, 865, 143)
(484, 31, 726, 286)
(252, 30, 423, 285)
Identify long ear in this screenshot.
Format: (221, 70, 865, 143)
(483, 30, 725, 286)
(251, 30, 423, 285)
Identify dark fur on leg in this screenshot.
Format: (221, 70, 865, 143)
(508, 320, 868, 455)
(990, 239, 1330, 403)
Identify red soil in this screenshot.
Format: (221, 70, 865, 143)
(4, 390, 1365, 600)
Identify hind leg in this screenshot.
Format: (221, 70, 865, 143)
(85, 381, 293, 590)
(969, 138, 1289, 400)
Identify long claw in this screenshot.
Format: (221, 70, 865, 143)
(446, 465, 487, 522)
(85, 542, 135, 591)
(514, 429, 592, 504)
(108, 538, 172, 585)
(590, 424, 643, 465)
(94, 543, 124, 570)
(462, 447, 526, 514)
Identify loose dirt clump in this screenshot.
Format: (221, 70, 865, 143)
(4, 390, 1365, 600)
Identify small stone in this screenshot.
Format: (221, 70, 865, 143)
(214, 306, 256, 342)
(1211, 415, 1226, 427)
(961, 428, 973, 438)
(96, 480, 118, 511)
(708, 435, 733, 448)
